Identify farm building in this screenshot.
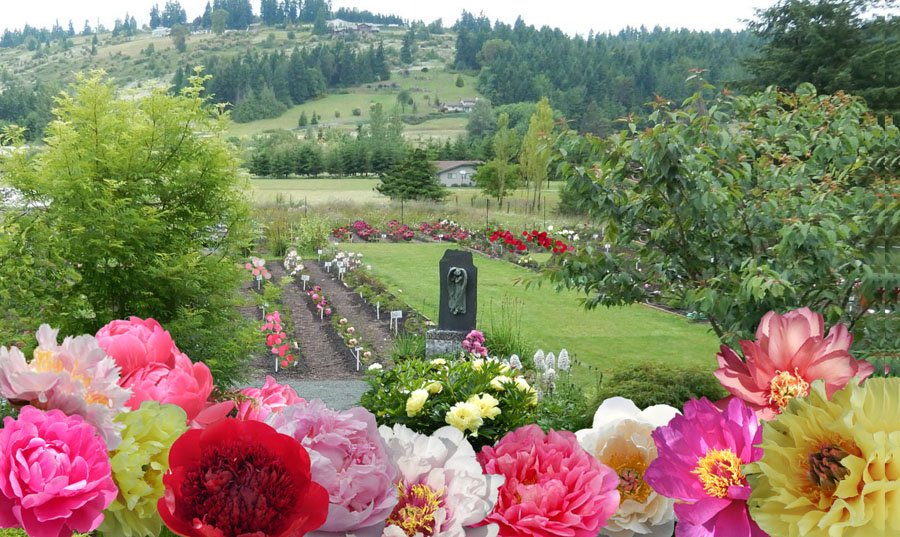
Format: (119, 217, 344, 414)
(435, 161, 482, 187)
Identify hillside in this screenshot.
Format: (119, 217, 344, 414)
(0, 24, 480, 141)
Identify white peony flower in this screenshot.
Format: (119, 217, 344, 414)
(379, 425, 503, 537)
(575, 397, 679, 537)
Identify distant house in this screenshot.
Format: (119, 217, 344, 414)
(356, 23, 379, 34)
(326, 19, 356, 31)
(151, 26, 170, 37)
(440, 98, 479, 113)
(435, 161, 482, 187)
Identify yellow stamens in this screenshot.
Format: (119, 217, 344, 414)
(32, 348, 63, 373)
(692, 448, 746, 498)
(768, 368, 810, 410)
(604, 450, 651, 503)
(387, 482, 444, 536)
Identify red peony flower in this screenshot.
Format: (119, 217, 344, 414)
(158, 418, 328, 537)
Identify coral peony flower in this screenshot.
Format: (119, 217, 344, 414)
(235, 375, 303, 421)
(445, 401, 484, 435)
(478, 424, 620, 537)
(267, 400, 399, 536)
(96, 316, 183, 377)
(714, 307, 874, 420)
(121, 352, 217, 425)
(0, 325, 131, 448)
(158, 417, 328, 537)
(644, 398, 765, 537)
(380, 425, 503, 537)
(0, 406, 117, 537)
(746, 378, 900, 537)
(100, 402, 188, 537)
(575, 397, 679, 537)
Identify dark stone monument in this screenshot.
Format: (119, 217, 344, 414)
(426, 249, 477, 356)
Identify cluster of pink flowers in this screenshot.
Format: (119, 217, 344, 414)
(462, 329, 489, 357)
(386, 219, 415, 241)
(244, 256, 271, 280)
(420, 219, 471, 241)
(331, 225, 351, 241)
(261, 311, 296, 368)
(352, 219, 379, 241)
(307, 285, 333, 316)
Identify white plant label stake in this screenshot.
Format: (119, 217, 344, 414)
(301, 274, 310, 290)
(376, 301, 380, 320)
(324, 261, 332, 272)
(256, 273, 262, 290)
(390, 310, 403, 335)
(354, 346, 363, 371)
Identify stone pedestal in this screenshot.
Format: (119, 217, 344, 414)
(425, 329, 467, 357)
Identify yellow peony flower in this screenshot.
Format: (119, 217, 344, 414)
(99, 402, 188, 537)
(430, 358, 447, 368)
(445, 401, 484, 434)
(425, 381, 443, 394)
(490, 375, 512, 391)
(406, 389, 429, 417)
(746, 378, 900, 537)
(467, 393, 501, 420)
(515, 376, 539, 406)
(471, 358, 485, 371)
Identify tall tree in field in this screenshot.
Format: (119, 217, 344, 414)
(476, 112, 520, 202)
(400, 28, 415, 64)
(170, 23, 188, 52)
(0, 71, 255, 386)
(149, 4, 162, 27)
(552, 84, 899, 344)
(519, 97, 554, 211)
(212, 8, 228, 34)
(376, 149, 445, 201)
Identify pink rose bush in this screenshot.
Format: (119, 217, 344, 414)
(477, 424, 620, 537)
(267, 400, 399, 536)
(236, 375, 303, 421)
(714, 307, 874, 420)
(0, 407, 118, 537)
(0, 325, 131, 448)
(644, 398, 766, 537)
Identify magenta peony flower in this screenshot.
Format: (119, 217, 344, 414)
(96, 316, 184, 378)
(121, 352, 216, 425)
(714, 307, 874, 420)
(0, 407, 117, 537)
(477, 424, 620, 537)
(266, 400, 398, 536)
(236, 375, 303, 421)
(0, 325, 131, 448)
(644, 398, 765, 537)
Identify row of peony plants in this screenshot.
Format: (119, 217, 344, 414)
(0, 307, 895, 537)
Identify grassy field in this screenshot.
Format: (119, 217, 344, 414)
(343, 243, 721, 374)
(227, 69, 479, 139)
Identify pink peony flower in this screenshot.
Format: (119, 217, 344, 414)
(96, 316, 184, 377)
(477, 424, 620, 537)
(714, 307, 874, 420)
(236, 375, 303, 421)
(0, 325, 131, 448)
(121, 352, 217, 425)
(266, 400, 398, 536)
(644, 398, 765, 537)
(0, 407, 117, 537)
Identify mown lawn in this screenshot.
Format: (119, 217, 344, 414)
(343, 243, 721, 375)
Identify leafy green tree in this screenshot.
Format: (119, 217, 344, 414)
(170, 23, 188, 53)
(400, 28, 415, 64)
(455, 74, 465, 87)
(519, 97, 554, 210)
(298, 111, 308, 127)
(465, 99, 496, 139)
(150, 4, 162, 27)
(162, 0, 188, 27)
(396, 90, 413, 113)
(211, 8, 228, 34)
(552, 84, 899, 344)
(0, 71, 255, 386)
(377, 149, 446, 201)
(476, 112, 520, 202)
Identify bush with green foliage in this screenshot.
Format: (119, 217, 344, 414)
(594, 364, 726, 411)
(0, 71, 255, 387)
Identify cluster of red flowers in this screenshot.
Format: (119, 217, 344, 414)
(386, 220, 415, 241)
(419, 220, 471, 241)
(261, 311, 295, 368)
(489, 229, 573, 254)
(307, 285, 332, 317)
(352, 220, 379, 241)
(331, 226, 351, 241)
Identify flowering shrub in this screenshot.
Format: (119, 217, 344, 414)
(261, 311, 297, 368)
(360, 356, 536, 447)
(489, 228, 573, 254)
(419, 219, 471, 241)
(386, 219, 415, 241)
(283, 248, 305, 277)
(244, 256, 272, 280)
(352, 219, 379, 241)
(307, 285, 333, 317)
(333, 250, 363, 271)
(331, 225, 351, 241)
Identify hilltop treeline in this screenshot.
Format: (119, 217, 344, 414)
(454, 11, 756, 130)
(177, 41, 390, 122)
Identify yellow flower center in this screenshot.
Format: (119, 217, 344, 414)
(387, 482, 444, 536)
(692, 448, 746, 498)
(32, 348, 111, 407)
(768, 368, 810, 410)
(604, 450, 651, 503)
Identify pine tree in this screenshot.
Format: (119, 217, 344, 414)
(377, 149, 445, 201)
(400, 28, 415, 64)
(298, 111, 308, 126)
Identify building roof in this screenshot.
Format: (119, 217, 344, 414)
(434, 160, 483, 173)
